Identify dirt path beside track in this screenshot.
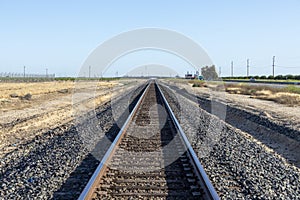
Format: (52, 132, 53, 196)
(0, 80, 141, 157)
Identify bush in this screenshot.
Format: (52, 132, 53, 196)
(55, 77, 76, 81)
(284, 86, 300, 94)
(260, 76, 267, 79)
(286, 74, 294, 80)
(295, 75, 300, 80)
(189, 80, 206, 87)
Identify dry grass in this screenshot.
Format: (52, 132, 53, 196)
(0, 82, 74, 98)
(256, 92, 300, 105)
(188, 80, 207, 87)
(225, 84, 300, 105)
(0, 81, 118, 99)
(272, 93, 300, 105)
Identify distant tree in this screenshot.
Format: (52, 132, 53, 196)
(275, 75, 284, 80)
(260, 75, 267, 79)
(268, 75, 274, 79)
(201, 65, 218, 80)
(286, 74, 294, 80)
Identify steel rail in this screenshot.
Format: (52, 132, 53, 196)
(157, 82, 220, 200)
(78, 81, 151, 200)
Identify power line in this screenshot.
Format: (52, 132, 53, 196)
(272, 56, 275, 77)
(249, 66, 256, 69)
(89, 65, 91, 78)
(275, 65, 300, 68)
(231, 61, 233, 77)
(247, 59, 249, 77)
(282, 56, 300, 61)
(225, 56, 300, 76)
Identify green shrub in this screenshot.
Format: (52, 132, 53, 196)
(260, 75, 267, 79)
(284, 86, 300, 94)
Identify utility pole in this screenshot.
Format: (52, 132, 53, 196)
(231, 61, 233, 77)
(247, 59, 249, 77)
(23, 66, 26, 78)
(89, 65, 91, 78)
(272, 56, 275, 77)
(219, 66, 221, 77)
(46, 68, 48, 78)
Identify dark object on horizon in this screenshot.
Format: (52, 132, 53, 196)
(20, 93, 32, 100)
(250, 77, 256, 82)
(10, 93, 19, 98)
(58, 89, 69, 94)
(185, 71, 200, 79)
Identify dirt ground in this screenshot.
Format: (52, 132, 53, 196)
(163, 79, 300, 169)
(0, 79, 141, 157)
(166, 80, 300, 130)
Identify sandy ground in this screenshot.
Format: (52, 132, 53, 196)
(163, 79, 300, 169)
(0, 79, 142, 157)
(166, 80, 300, 130)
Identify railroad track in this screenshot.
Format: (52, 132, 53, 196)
(78, 81, 219, 199)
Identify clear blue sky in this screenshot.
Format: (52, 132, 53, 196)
(1, 0, 300, 77)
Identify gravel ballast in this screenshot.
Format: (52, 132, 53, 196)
(159, 82, 300, 199)
(0, 82, 147, 199)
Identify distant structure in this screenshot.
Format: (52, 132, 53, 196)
(185, 71, 202, 80)
(185, 71, 193, 79)
(0, 72, 55, 78)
